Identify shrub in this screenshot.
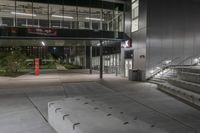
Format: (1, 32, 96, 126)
(4, 51, 26, 73)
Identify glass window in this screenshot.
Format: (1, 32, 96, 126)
(78, 7, 90, 29)
(102, 9, 113, 31)
(33, 2, 48, 28)
(132, 18, 138, 32)
(91, 8, 102, 30)
(64, 6, 77, 29)
(132, 1, 139, 18)
(113, 7, 124, 32)
(16, 1, 33, 27)
(49, 4, 63, 28)
(0, 0, 15, 27)
(118, 12, 123, 32)
(132, 0, 139, 32)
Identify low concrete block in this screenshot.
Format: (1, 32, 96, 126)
(157, 83, 200, 107)
(48, 97, 167, 133)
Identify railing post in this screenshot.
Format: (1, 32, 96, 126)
(90, 45, 93, 74)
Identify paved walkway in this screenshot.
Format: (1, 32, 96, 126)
(0, 70, 199, 133)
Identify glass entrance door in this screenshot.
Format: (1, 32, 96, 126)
(125, 59, 132, 77)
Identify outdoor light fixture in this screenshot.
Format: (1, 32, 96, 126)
(85, 17, 104, 21)
(165, 60, 172, 64)
(41, 41, 46, 46)
(194, 58, 199, 63)
(11, 12, 36, 17)
(150, 70, 154, 74)
(52, 15, 73, 19)
(156, 67, 161, 70)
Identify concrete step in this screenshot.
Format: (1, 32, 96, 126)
(48, 97, 167, 133)
(168, 78, 200, 94)
(178, 71, 200, 84)
(156, 82, 200, 107)
(149, 78, 167, 84)
(176, 67, 200, 74)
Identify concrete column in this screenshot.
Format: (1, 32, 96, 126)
(85, 44, 87, 69)
(90, 45, 93, 74)
(121, 48, 125, 77)
(100, 40, 103, 79)
(115, 54, 118, 76)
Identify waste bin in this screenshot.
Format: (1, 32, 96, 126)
(129, 69, 145, 81)
(129, 69, 139, 81)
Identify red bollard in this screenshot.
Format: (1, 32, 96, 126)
(35, 58, 40, 76)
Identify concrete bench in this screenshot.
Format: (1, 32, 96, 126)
(48, 97, 167, 133)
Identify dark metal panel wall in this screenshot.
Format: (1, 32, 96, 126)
(145, 0, 200, 78)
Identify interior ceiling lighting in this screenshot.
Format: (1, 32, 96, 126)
(85, 17, 104, 21)
(11, 12, 36, 17)
(52, 15, 73, 19)
(41, 41, 46, 46)
(194, 58, 199, 63)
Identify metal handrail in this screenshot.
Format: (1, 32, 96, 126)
(147, 57, 180, 80)
(148, 54, 200, 80)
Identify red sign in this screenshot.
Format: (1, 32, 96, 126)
(11, 27, 17, 34)
(35, 58, 40, 76)
(28, 28, 57, 36)
(121, 40, 132, 48)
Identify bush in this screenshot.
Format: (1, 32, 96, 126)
(64, 64, 82, 69)
(4, 51, 27, 73)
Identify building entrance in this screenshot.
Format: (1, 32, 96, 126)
(0, 39, 121, 79)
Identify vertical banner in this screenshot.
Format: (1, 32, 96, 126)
(35, 58, 40, 76)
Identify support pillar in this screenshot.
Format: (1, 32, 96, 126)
(100, 40, 103, 79)
(115, 54, 118, 76)
(90, 45, 93, 74)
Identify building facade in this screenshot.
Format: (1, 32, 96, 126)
(131, 0, 200, 79)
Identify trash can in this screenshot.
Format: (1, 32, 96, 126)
(129, 69, 139, 81)
(129, 69, 145, 81)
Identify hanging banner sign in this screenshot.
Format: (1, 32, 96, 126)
(28, 28, 57, 36)
(35, 58, 40, 76)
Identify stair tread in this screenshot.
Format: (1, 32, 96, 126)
(169, 78, 200, 88)
(180, 71, 200, 76)
(158, 82, 200, 98)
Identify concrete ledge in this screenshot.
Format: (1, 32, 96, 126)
(157, 83, 200, 107)
(48, 97, 167, 133)
(168, 78, 200, 94)
(178, 72, 200, 84)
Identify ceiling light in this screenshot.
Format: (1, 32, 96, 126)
(41, 41, 46, 46)
(85, 17, 104, 21)
(52, 15, 73, 19)
(194, 58, 199, 63)
(11, 12, 36, 17)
